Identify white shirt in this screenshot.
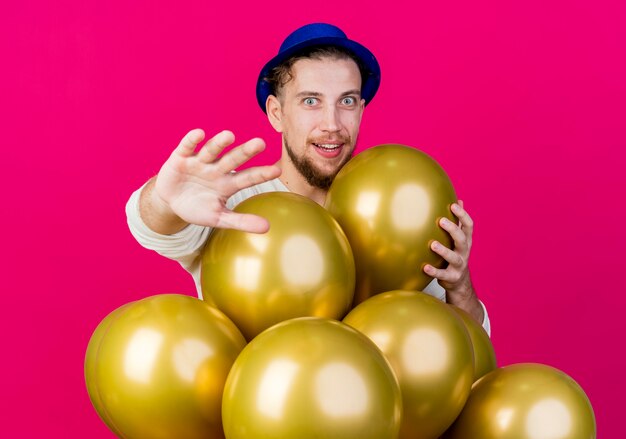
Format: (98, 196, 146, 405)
(126, 178, 491, 335)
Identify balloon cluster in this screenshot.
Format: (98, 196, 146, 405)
(86, 144, 596, 438)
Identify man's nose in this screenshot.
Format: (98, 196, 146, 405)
(319, 106, 341, 132)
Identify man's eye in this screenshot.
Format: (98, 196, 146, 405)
(342, 97, 356, 105)
(304, 98, 318, 106)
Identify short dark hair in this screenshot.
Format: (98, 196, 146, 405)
(263, 46, 366, 100)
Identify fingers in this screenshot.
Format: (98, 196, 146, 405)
(439, 203, 474, 253)
(174, 129, 266, 174)
(430, 240, 464, 267)
(174, 129, 206, 157)
(439, 216, 469, 253)
(423, 258, 464, 284)
(424, 202, 476, 290)
(216, 211, 271, 234)
(217, 138, 267, 173)
(229, 165, 282, 192)
(452, 202, 474, 235)
(423, 263, 449, 281)
(424, 239, 465, 281)
(197, 130, 235, 163)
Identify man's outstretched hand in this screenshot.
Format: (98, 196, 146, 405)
(141, 129, 281, 235)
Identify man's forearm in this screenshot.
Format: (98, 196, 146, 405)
(446, 279, 485, 325)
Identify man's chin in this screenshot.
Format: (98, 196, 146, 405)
(297, 164, 335, 190)
(285, 140, 353, 190)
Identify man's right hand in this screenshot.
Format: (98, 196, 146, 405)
(140, 129, 281, 235)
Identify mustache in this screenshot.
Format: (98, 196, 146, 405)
(309, 136, 351, 144)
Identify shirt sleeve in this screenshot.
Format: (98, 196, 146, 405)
(125, 184, 210, 274)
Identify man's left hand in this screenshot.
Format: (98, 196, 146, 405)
(423, 201, 484, 324)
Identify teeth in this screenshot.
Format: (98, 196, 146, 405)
(315, 143, 341, 150)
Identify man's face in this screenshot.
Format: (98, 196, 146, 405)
(268, 56, 365, 190)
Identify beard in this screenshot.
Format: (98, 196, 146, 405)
(284, 138, 354, 190)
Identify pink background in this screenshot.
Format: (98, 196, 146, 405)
(2, 0, 625, 437)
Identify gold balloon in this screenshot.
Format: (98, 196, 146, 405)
(85, 302, 133, 437)
(84, 294, 246, 439)
(325, 144, 457, 305)
(444, 363, 596, 439)
(201, 192, 355, 340)
(343, 291, 474, 439)
(449, 304, 497, 381)
(222, 317, 402, 439)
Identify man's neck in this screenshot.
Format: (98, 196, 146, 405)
(276, 159, 328, 206)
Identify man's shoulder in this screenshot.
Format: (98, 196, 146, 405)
(227, 178, 289, 209)
(250, 178, 289, 194)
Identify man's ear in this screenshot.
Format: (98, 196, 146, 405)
(266, 95, 284, 133)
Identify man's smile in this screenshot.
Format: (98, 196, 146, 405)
(312, 140, 346, 158)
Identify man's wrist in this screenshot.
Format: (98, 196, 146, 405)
(446, 281, 484, 324)
(140, 178, 188, 234)
(445, 276, 475, 304)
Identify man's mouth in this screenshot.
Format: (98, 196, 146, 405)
(312, 142, 345, 158)
(314, 143, 342, 150)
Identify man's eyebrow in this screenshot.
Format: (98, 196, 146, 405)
(295, 91, 323, 98)
(294, 90, 362, 98)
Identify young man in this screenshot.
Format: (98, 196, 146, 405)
(126, 23, 490, 333)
